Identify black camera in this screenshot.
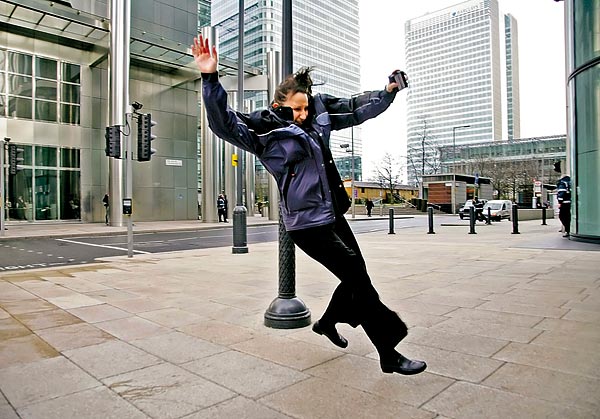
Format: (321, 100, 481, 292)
(388, 70, 409, 91)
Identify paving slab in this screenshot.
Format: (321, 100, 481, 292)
(260, 376, 435, 419)
(103, 363, 234, 419)
(17, 386, 148, 419)
(182, 350, 308, 399)
(182, 395, 292, 419)
(493, 342, 600, 379)
(0, 356, 99, 408)
(36, 322, 115, 352)
(14, 308, 83, 331)
(423, 381, 591, 419)
(63, 340, 162, 379)
(0, 334, 59, 368)
(483, 362, 600, 415)
(130, 331, 227, 364)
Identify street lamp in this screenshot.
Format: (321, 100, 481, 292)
(451, 125, 470, 214)
(340, 143, 355, 218)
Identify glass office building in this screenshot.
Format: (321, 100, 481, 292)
(505, 13, 520, 141)
(210, 0, 362, 164)
(1, 1, 200, 223)
(405, 0, 512, 186)
(564, 0, 599, 242)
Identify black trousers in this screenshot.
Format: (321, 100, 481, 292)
(559, 202, 571, 233)
(288, 216, 407, 354)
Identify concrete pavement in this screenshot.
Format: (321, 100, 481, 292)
(0, 216, 599, 418)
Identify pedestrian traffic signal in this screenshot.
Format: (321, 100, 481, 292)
(137, 113, 156, 162)
(105, 125, 121, 158)
(8, 144, 24, 175)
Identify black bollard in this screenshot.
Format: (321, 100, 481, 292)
(486, 207, 492, 225)
(511, 203, 520, 234)
(427, 207, 435, 234)
(469, 206, 477, 234)
(542, 205, 547, 225)
(264, 216, 311, 328)
(388, 208, 395, 234)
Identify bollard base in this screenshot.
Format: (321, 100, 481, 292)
(232, 246, 249, 254)
(264, 297, 311, 329)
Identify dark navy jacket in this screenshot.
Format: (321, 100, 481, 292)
(201, 72, 397, 231)
(556, 175, 571, 204)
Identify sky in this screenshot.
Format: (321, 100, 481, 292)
(358, 0, 566, 180)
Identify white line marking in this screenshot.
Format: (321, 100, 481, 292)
(55, 238, 151, 254)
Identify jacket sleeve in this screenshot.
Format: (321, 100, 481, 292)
(201, 72, 259, 154)
(320, 89, 397, 131)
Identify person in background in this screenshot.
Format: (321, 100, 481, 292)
(102, 193, 109, 225)
(554, 161, 571, 238)
(217, 194, 227, 222)
(365, 199, 374, 217)
(192, 34, 425, 376)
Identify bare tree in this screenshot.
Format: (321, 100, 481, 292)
(407, 118, 441, 189)
(372, 152, 404, 203)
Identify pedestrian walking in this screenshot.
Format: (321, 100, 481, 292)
(365, 199, 374, 217)
(102, 193, 109, 225)
(192, 35, 425, 375)
(554, 162, 571, 237)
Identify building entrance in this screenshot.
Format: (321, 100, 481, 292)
(5, 144, 81, 222)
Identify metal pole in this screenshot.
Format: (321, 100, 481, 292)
(0, 139, 5, 236)
(451, 125, 470, 215)
(126, 110, 133, 257)
(264, 0, 310, 329)
(109, 0, 130, 227)
(427, 206, 435, 234)
(388, 208, 395, 234)
(486, 206, 492, 225)
(351, 127, 355, 218)
(232, 0, 248, 254)
(266, 51, 281, 221)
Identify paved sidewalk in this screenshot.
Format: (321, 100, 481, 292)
(0, 217, 599, 418)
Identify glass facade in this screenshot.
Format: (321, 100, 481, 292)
(5, 145, 81, 222)
(0, 49, 80, 124)
(567, 0, 600, 241)
(405, 0, 508, 186)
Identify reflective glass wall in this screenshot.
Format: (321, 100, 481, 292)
(567, 0, 600, 241)
(5, 144, 81, 222)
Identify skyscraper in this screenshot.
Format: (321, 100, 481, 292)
(505, 13, 521, 141)
(210, 0, 362, 175)
(405, 0, 506, 185)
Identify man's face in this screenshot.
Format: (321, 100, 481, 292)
(281, 92, 309, 125)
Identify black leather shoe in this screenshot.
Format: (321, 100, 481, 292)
(312, 321, 348, 348)
(380, 354, 427, 375)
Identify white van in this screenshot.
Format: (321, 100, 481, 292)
(483, 200, 512, 221)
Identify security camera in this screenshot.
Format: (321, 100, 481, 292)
(131, 101, 143, 111)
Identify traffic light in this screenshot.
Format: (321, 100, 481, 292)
(137, 113, 156, 162)
(105, 125, 121, 158)
(8, 144, 24, 175)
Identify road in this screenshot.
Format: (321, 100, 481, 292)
(0, 216, 458, 272)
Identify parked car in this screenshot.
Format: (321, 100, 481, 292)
(459, 199, 487, 219)
(483, 200, 512, 221)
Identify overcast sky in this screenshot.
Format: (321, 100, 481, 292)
(358, 0, 566, 180)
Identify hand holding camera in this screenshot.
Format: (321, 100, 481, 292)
(388, 70, 409, 92)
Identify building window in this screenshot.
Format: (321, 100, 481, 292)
(6, 144, 81, 222)
(0, 49, 80, 124)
